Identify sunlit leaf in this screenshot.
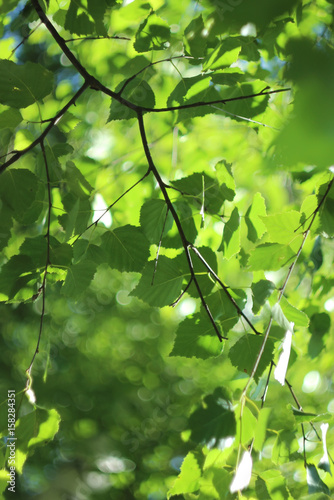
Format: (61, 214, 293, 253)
(229, 334, 275, 382)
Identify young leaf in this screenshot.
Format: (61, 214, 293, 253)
(187, 388, 236, 447)
(65, 1, 95, 35)
(130, 256, 184, 307)
(203, 38, 242, 71)
(0, 60, 53, 108)
(280, 296, 309, 327)
(247, 243, 295, 271)
(229, 334, 275, 381)
(253, 408, 271, 452)
(218, 206, 240, 259)
(167, 451, 202, 498)
(0, 169, 38, 220)
(272, 430, 299, 465)
(101, 225, 150, 273)
(245, 192, 267, 243)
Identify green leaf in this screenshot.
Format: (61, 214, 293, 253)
(214, 160, 235, 202)
(170, 315, 222, 359)
(247, 243, 295, 271)
(289, 405, 317, 423)
(309, 312, 331, 336)
(0, 60, 54, 108)
(183, 16, 207, 58)
(134, 13, 170, 52)
(130, 256, 184, 307)
(0, 169, 38, 220)
(171, 172, 224, 215)
(280, 296, 309, 327)
(188, 246, 218, 298)
(0, 108, 22, 129)
(306, 464, 330, 495)
(101, 225, 149, 273)
(245, 192, 267, 243)
(140, 199, 173, 244)
(271, 303, 291, 331)
(218, 207, 240, 259)
(167, 451, 202, 498)
(318, 182, 334, 236)
(203, 38, 242, 71)
(210, 288, 247, 335)
(65, 1, 95, 35)
(257, 470, 291, 500)
(187, 388, 236, 447)
(0, 255, 37, 300)
(253, 408, 271, 452)
(61, 259, 97, 298)
(251, 279, 275, 315)
(272, 430, 299, 465)
(229, 334, 275, 382)
(13, 407, 60, 474)
(263, 210, 301, 251)
(109, 78, 156, 121)
(162, 201, 197, 248)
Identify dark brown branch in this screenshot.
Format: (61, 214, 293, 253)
(31, 0, 139, 110)
(65, 35, 130, 42)
(170, 278, 193, 307)
(137, 111, 225, 341)
(142, 87, 291, 113)
(0, 82, 89, 174)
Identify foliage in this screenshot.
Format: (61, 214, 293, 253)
(0, 0, 334, 498)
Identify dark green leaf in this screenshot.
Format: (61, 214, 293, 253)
(0, 108, 22, 129)
(245, 192, 267, 243)
(203, 38, 241, 71)
(218, 207, 240, 259)
(140, 199, 173, 244)
(130, 256, 184, 307)
(171, 172, 224, 215)
(61, 260, 97, 298)
(183, 16, 207, 58)
(134, 13, 170, 52)
(0, 169, 38, 220)
(306, 464, 330, 495)
(170, 314, 222, 359)
(309, 312, 331, 336)
(251, 279, 275, 315)
(101, 225, 149, 273)
(229, 334, 275, 382)
(272, 430, 299, 465)
(0, 60, 53, 108)
(187, 388, 236, 447)
(109, 78, 156, 121)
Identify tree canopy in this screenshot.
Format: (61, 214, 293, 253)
(1, 0, 334, 498)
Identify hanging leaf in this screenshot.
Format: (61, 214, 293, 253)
(134, 13, 170, 52)
(140, 199, 173, 244)
(109, 78, 156, 120)
(218, 207, 240, 259)
(229, 334, 275, 381)
(187, 388, 236, 447)
(130, 256, 184, 307)
(248, 243, 295, 271)
(170, 315, 222, 359)
(167, 452, 202, 499)
(306, 464, 330, 495)
(245, 192, 267, 243)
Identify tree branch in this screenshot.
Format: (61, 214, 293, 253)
(137, 111, 225, 341)
(0, 82, 89, 174)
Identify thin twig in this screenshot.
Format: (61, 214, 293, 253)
(0, 82, 89, 174)
(65, 35, 130, 42)
(152, 207, 170, 285)
(72, 169, 151, 244)
(118, 55, 197, 96)
(26, 141, 52, 379)
(142, 87, 291, 113)
(170, 278, 193, 307)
